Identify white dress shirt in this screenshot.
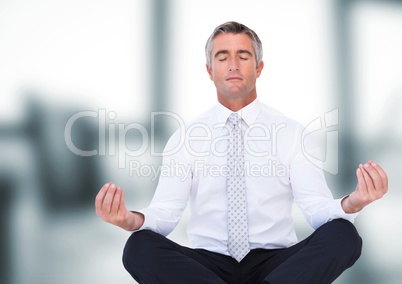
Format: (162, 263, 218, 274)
(138, 98, 358, 256)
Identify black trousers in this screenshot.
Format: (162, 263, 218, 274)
(122, 219, 362, 284)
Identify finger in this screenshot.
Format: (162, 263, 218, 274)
(102, 183, 117, 214)
(360, 164, 374, 193)
(356, 166, 367, 193)
(118, 189, 127, 214)
(359, 164, 374, 194)
(371, 161, 388, 190)
(95, 182, 112, 212)
(110, 187, 122, 214)
(363, 162, 384, 192)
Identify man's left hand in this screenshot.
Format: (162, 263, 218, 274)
(342, 160, 388, 214)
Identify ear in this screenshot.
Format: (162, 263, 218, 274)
(206, 63, 213, 81)
(256, 60, 264, 78)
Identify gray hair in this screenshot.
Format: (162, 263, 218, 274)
(205, 21, 263, 66)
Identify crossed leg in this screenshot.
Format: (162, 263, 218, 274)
(122, 219, 362, 284)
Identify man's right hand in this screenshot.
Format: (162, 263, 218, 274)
(95, 182, 144, 231)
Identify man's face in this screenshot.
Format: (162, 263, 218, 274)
(206, 33, 264, 105)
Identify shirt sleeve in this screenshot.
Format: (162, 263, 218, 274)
(136, 129, 193, 236)
(289, 126, 359, 229)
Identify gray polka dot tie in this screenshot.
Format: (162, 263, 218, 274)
(227, 113, 250, 262)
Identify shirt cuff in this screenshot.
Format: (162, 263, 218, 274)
(331, 197, 360, 222)
(137, 208, 158, 231)
(126, 208, 157, 234)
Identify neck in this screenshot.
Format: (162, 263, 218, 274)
(218, 93, 257, 112)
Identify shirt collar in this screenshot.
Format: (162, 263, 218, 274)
(215, 97, 261, 127)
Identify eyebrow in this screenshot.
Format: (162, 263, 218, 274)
(214, 49, 253, 58)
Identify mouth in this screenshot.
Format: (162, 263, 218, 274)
(226, 76, 243, 81)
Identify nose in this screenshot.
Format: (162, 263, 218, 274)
(228, 58, 239, 71)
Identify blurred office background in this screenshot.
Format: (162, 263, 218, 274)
(0, 0, 401, 283)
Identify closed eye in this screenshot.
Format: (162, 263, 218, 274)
(237, 50, 253, 61)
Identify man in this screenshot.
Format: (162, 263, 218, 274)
(95, 22, 388, 283)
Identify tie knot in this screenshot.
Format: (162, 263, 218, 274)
(228, 113, 241, 128)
